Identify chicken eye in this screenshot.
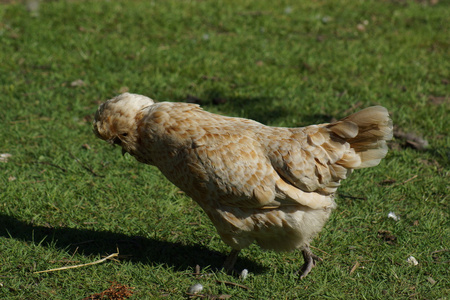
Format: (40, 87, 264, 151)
(112, 136, 122, 146)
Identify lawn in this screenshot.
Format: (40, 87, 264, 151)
(0, 0, 449, 299)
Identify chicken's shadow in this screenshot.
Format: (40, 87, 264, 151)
(0, 213, 265, 273)
(182, 91, 334, 127)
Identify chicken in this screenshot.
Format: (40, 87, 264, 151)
(93, 93, 393, 278)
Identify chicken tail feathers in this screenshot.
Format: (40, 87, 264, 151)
(327, 106, 393, 169)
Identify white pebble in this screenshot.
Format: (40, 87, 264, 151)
(70, 79, 85, 87)
(0, 153, 12, 163)
(188, 283, 203, 294)
(388, 212, 400, 221)
(407, 256, 418, 266)
(321, 16, 331, 24)
(240, 269, 248, 280)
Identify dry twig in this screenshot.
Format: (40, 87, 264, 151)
(38, 161, 67, 172)
(69, 151, 104, 177)
(186, 293, 232, 299)
(34, 252, 119, 274)
(310, 245, 330, 256)
(215, 279, 249, 290)
(349, 261, 360, 275)
(338, 194, 367, 201)
(390, 175, 418, 188)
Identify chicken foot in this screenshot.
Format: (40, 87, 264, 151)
(223, 249, 240, 273)
(298, 246, 322, 279)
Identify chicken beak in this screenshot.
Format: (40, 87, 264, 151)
(122, 148, 127, 156)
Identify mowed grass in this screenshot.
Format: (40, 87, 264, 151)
(0, 0, 449, 298)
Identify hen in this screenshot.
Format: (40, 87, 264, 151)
(93, 93, 393, 278)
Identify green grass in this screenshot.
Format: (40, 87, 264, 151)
(1, 0, 449, 298)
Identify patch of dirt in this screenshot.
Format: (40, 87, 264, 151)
(385, 0, 440, 5)
(428, 95, 449, 106)
(82, 282, 134, 300)
(378, 230, 397, 245)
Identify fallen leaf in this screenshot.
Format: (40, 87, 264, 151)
(82, 282, 134, 300)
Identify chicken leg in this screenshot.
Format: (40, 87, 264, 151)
(223, 249, 240, 273)
(298, 245, 322, 279)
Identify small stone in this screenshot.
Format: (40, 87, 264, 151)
(407, 256, 418, 266)
(188, 283, 203, 294)
(356, 24, 365, 32)
(0, 153, 12, 163)
(321, 16, 331, 24)
(70, 79, 86, 87)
